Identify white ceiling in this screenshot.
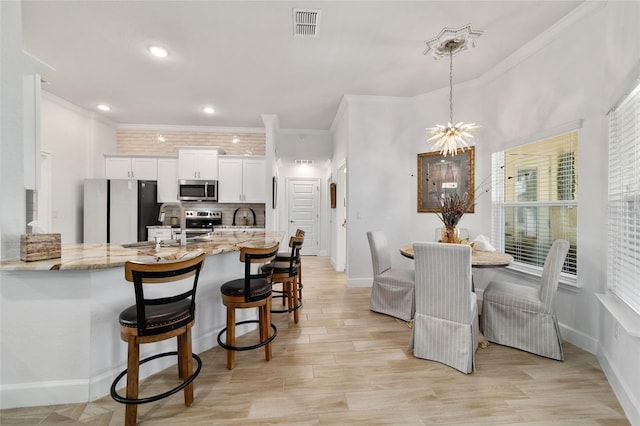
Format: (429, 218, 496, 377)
(22, 1, 583, 131)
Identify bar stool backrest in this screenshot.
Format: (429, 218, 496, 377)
(285, 236, 304, 276)
(124, 252, 206, 337)
(239, 243, 280, 303)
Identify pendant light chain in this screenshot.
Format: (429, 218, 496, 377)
(449, 47, 454, 124)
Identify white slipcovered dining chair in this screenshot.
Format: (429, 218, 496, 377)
(481, 239, 570, 360)
(409, 242, 478, 374)
(367, 231, 415, 322)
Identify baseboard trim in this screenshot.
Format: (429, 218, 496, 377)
(559, 322, 599, 355)
(347, 277, 372, 288)
(1, 380, 88, 409)
(598, 344, 640, 425)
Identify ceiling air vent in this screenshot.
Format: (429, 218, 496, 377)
(295, 159, 314, 165)
(293, 8, 321, 38)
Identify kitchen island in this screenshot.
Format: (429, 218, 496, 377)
(0, 230, 284, 409)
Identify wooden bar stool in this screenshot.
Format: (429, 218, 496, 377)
(272, 230, 305, 308)
(110, 252, 206, 426)
(217, 243, 279, 370)
(263, 235, 304, 323)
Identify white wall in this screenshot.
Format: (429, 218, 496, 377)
(342, 96, 414, 285)
(41, 93, 117, 243)
(276, 131, 333, 162)
(330, 102, 349, 269)
(0, 1, 27, 260)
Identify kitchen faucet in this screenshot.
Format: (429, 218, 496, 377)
(232, 207, 256, 226)
(158, 202, 187, 245)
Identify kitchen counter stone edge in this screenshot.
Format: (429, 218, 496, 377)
(0, 230, 284, 271)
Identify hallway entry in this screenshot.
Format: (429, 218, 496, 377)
(286, 178, 319, 255)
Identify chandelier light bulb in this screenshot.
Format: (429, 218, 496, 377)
(148, 46, 168, 58)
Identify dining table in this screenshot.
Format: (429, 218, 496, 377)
(399, 244, 514, 267)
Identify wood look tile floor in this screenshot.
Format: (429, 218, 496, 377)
(1, 256, 630, 425)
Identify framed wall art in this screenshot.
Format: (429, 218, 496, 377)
(417, 147, 475, 213)
(272, 176, 277, 209)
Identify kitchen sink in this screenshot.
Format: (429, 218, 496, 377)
(121, 238, 197, 249)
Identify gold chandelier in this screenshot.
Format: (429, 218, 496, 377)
(426, 40, 479, 157)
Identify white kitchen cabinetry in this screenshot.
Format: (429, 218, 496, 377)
(178, 149, 219, 180)
(218, 157, 266, 203)
(157, 158, 178, 202)
(105, 156, 157, 180)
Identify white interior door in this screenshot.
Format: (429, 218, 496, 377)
(287, 178, 320, 255)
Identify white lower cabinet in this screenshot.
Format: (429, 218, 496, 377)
(147, 227, 172, 242)
(218, 157, 265, 203)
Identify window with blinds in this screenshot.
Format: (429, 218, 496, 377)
(608, 80, 640, 315)
(491, 130, 578, 277)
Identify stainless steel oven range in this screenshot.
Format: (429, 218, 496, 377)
(172, 210, 222, 239)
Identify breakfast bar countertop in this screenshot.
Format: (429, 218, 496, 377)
(0, 230, 284, 272)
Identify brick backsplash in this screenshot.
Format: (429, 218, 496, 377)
(181, 202, 266, 227)
(116, 130, 265, 156)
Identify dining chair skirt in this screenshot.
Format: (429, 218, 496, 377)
(481, 281, 564, 360)
(481, 239, 569, 361)
(369, 269, 415, 322)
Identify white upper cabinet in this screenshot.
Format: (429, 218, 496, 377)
(157, 158, 178, 203)
(178, 149, 218, 180)
(105, 156, 157, 180)
(218, 157, 266, 203)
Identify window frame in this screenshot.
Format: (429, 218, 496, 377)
(607, 78, 640, 316)
(491, 121, 582, 287)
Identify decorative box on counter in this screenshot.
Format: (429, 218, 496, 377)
(20, 233, 61, 261)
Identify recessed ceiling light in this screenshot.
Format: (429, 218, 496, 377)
(97, 104, 110, 112)
(203, 106, 215, 114)
(148, 46, 168, 58)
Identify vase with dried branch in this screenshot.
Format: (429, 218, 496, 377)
(436, 192, 472, 243)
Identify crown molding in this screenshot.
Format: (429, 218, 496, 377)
(116, 123, 265, 133)
(278, 128, 331, 136)
(42, 90, 89, 116)
(42, 90, 117, 127)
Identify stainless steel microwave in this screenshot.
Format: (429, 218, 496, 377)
(178, 180, 218, 201)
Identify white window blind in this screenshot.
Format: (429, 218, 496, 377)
(492, 130, 578, 276)
(608, 81, 640, 315)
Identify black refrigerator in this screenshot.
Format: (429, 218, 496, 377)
(83, 179, 161, 244)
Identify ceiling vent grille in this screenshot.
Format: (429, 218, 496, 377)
(295, 159, 314, 165)
(293, 8, 321, 38)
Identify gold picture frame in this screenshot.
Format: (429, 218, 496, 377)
(417, 147, 475, 213)
(330, 183, 337, 209)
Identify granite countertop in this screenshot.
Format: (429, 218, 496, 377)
(0, 230, 284, 272)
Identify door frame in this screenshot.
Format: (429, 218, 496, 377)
(335, 162, 347, 272)
(39, 151, 53, 232)
(286, 177, 320, 255)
